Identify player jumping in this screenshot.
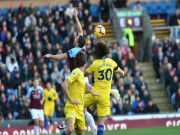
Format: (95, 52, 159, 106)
(61, 51, 100, 135)
(44, 8, 119, 135)
(84, 41, 124, 135)
(44, 82, 58, 133)
(26, 78, 44, 135)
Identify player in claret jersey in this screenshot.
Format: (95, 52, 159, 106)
(26, 77, 44, 135)
(44, 8, 120, 135)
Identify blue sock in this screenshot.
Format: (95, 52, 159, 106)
(50, 119, 53, 125)
(61, 131, 67, 135)
(97, 125, 104, 135)
(44, 119, 48, 130)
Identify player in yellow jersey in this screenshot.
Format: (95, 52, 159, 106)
(61, 51, 100, 135)
(44, 82, 58, 132)
(84, 41, 124, 135)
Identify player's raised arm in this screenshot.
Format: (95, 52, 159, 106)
(44, 53, 68, 61)
(73, 8, 83, 36)
(62, 79, 81, 105)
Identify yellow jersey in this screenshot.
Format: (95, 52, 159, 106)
(87, 57, 120, 95)
(44, 88, 58, 108)
(65, 68, 85, 110)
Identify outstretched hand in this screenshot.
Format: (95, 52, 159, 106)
(73, 7, 78, 18)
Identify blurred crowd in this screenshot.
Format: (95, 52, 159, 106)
(0, 1, 159, 122)
(152, 38, 180, 112)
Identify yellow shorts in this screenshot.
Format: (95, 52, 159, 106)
(84, 93, 110, 116)
(44, 106, 54, 117)
(64, 106, 85, 130)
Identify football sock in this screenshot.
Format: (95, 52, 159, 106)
(44, 119, 48, 130)
(34, 125, 39, 135)
(85, 111, 96, 131)
(50, 119, 53, 125)
(97, 125, 104, 135)
(61, 131, 67, 135)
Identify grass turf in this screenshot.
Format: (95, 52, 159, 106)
(50, 126, 180, 135)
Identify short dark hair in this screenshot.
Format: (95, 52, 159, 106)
(78, 35, 86, 48)
(33, 77, 39, 81)
(75, 51, 87, 67)
(93, 41, 109, 59)
(136, 1, 140, 4)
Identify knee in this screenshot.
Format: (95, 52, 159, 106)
(39, 123, 44, 128)
(66, 128, 73, 134)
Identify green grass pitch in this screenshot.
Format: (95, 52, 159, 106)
(50, 126, 180, 135)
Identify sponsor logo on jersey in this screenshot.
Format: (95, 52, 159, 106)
(72, 113, 75, 116)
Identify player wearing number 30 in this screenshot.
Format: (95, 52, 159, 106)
(84, 41, 124, 135)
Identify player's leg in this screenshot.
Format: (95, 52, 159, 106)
(31, 109, 40, 135)
(61, 117, 74, 135)
(38, 109, 44, 134)
(44, 106, 49, 131)
(49, 108, 54, 131)
(44, 114, 49, 131)
(34, 119, 40, 135)
(84, 108, 97, 135)
(84, 93, 97, 135)
(97, 116, 106, 135)
(75, 129, 84, 135)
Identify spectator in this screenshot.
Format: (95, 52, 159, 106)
(133, 1, 144, 10)
(126, 52, 136, 70)
(142, 90, 151, 105)
(16, 107, 29, 119)
(135, 101, 145, 114)
(123, 89, 135, 105)
(176, 62, 180, 81)
(168, 52, 177, 68)
(144, 100, 159, 113)
(132, 95, 145, 112)
(130, 84, 139, 96)
(5, 112, 14, 121)
(100, 0, 109, 21)
(123, 98, 132, 115)
(81, 0, 91, 9)
(51, 66, 61, 84)
(66, 3, 74, 19)
(159, 57, 168, 77)
(175, 88, 180, 111)
(0, 111, 4, 121)
(169, 9, 180, 26)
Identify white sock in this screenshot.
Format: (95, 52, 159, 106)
(85, 111, 96, 132)
(34, 125, 39, 135)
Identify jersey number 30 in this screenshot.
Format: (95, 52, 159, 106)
(98, 69, 112, 81)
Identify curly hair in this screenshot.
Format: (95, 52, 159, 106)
(75, 51, 87, 67)
(93, 41, 109, 59)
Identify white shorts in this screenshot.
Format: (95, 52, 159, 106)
(31, 109, 44, 121)
(84, 77, 89, 83)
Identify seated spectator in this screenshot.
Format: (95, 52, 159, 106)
(168, 52, 177, 68)
(174, 44, 180, 61)
(132, 95, 145, 112)
(176, 62, 180, 81)
(5, 112, 14, 121)
(16, 107, 29, 119)
(169, 9, 180, 26)
(133, 1, 144, 10)
(144, 100, 159, 113)
(100, 0, 109, 21)
(0, 112, 4, 121)
(159, 57, 168, 77)
(130, 84, 139, 96)
(66, 3, 74, 19)
(123, 98, 132, 115)
(153, 51, 164, 82)
(135, 101, 145, 114)
(123, 89, 135, 105)
(126, 52, 136, 70)
(175, 88, 180, 111)
(142, 90, 151, 105)
(51, 66, 61, 84)
(81, 0, 90, 9)
(24, 14, 37, 27)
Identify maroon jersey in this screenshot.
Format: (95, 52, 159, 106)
(26, 86, 44, 109)
(66, 47, 86, 72)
